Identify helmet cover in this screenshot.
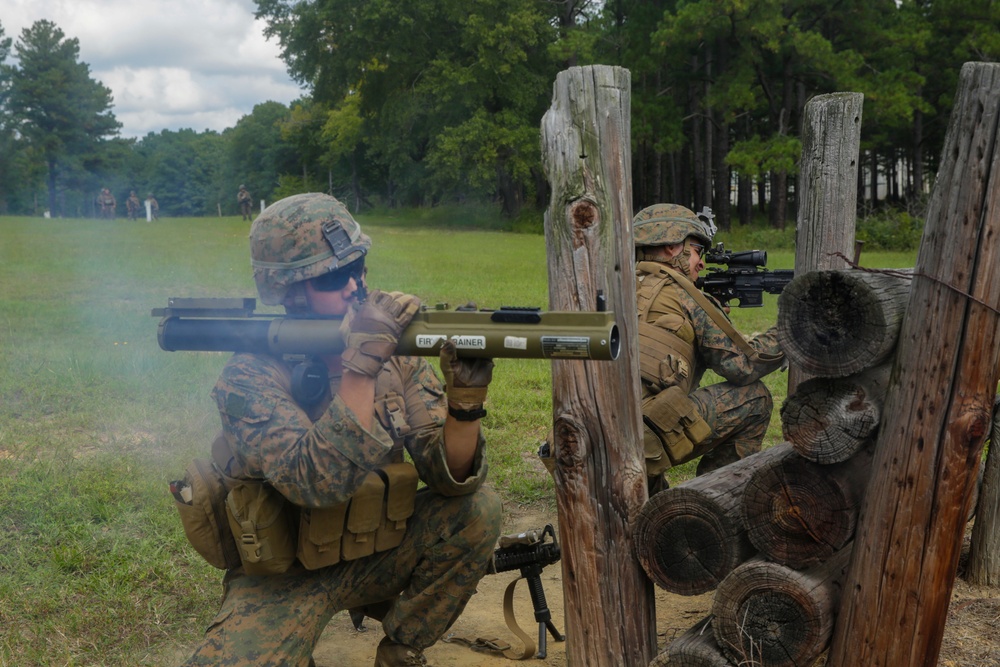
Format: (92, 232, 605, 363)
(633, 204, 713, 248)
(250, 193, 371, 304)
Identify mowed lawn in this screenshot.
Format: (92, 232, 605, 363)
(0, 212, 915, 665)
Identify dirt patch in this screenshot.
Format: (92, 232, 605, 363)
(308, 505, 1000, 667)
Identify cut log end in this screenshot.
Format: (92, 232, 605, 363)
(633, 488, 751, 596)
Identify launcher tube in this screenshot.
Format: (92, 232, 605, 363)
(158, 309, 620, 361)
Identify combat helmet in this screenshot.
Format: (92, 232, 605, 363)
(633, 204, 714, 248)
(250, 193, 370, 305)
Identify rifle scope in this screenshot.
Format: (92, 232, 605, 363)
(704, 243, 767, 268)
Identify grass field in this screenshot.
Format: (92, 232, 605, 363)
(0, 212, 917, 665)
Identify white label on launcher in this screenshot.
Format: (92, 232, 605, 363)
(450, 335, 486, 350)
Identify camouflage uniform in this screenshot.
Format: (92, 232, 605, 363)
(183, 193, 501, 666)
(126, 191, 141, 220)
(634, 204, 784, 480)
(238, 185, 253, 221)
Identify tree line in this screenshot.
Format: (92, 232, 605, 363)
(0, 1, 997, 228)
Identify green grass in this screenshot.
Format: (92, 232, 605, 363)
(0, 213, 918, 664)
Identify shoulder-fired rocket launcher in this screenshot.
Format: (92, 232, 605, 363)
(152, 297, 620, 361)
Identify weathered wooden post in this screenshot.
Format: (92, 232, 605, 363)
(789, 92, 863, 393)
(541, 65, 656, 666)
(968, 397, 1000, 584)
(828, 62, 1000, 667)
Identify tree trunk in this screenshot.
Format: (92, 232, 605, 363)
(652, 617, 731, 667)
(712, 548, 852, 667)
(776, 269, 912, 378)
(632, 446, 790, 596)
(742, 443, 874, 569)
(829, 62, 1000, 667)
(46, 157, 58, 217)
(913, 106, 925, 199)
(540, 65, 656, 667)
(769, 168, 787, 229)
(789, 92, 864, 392)
(781, 362, 892, 464)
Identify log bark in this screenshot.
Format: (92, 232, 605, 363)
(967, 396, 1000, 585)
(790, 92, 864, 393)
(632, 447, 790, 595)
(742, 443, 873, 569)
(829, 62, 1000, 667)
(780, 362, 892, 464)
(541, 65, 656, 666)
(712, 548, 852, 667)
(776, 268, 911, 377)
(652, 617, 733, 667)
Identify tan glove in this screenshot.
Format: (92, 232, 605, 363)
(439, 340, 494, 418)
(341, 290, 421, 377)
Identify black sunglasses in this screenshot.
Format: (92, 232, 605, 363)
(311, 257, 366, 292)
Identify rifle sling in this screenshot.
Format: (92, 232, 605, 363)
(442, 577, 536, 659)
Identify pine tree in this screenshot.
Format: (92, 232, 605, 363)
(4, 20, 120, 216)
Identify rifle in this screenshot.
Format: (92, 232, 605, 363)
(695, 242, 795, 308)
(152, 297, 620, 361)
(488, 524, 565, 658)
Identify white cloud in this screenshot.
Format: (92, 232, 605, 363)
(2, 0, 304, 137)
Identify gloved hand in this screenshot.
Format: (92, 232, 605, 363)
(341, 290, 422, 377)
(439, 340, 494, 412)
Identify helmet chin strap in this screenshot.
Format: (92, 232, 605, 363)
(636, 246, 695, 280)
(283, 283, 311, 313)
(666, 249, 694, 280)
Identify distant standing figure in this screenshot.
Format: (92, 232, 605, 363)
(145, 193, 159, 221)
(237, 184, 253, 221)
(98, 188, 117, 220)
(126, 191, 141, 220)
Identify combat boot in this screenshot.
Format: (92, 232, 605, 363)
(374, 637, 428, 666)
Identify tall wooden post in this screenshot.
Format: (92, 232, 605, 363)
(541, 65, 656, 666)
(828, 62, 1000, 667)
(789, 92, 863, 393)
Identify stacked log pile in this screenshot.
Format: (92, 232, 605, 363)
(637, 268, 914, 667)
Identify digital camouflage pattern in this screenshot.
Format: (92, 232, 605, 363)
(636, 261, 784, 476)
(182, 351, 501, 665)
(250, 193, 371, 305)
(183, 487, 500, 666)
(633, 203, 713, 248)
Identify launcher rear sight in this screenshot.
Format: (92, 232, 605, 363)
(152, 296, 621, 361)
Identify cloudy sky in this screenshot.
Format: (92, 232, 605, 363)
(4, 0, 305, 139)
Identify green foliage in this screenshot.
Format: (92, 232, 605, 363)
(726, 135, 803, 177)
(856, 207, 924, 251)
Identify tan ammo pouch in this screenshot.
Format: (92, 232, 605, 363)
(225, 480, 298, 575)
(172, 458, 242, 570)
(297, 462, 418, 570)
(375, 463, 419, 551)
(298, 502, 348, 570)
(643, 385, 712, 466)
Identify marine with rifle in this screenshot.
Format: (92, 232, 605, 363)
(177, 192, 503, 667)
(634, 203, 786, 492)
